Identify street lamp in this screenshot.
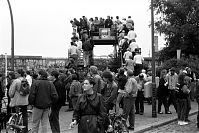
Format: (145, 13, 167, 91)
(151, 0, 157, 118)
(7, 0, 14, 71)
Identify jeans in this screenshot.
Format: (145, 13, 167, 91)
(177, 99, 187, 121)
(185, 96, 191, 121)
(49, 107, 61, 133)
(135, 91, 144, 113)
(83, 51, 93, 67)
(71, 97, 78, 109)
(122, 96, 136, 128)
(197, 102, 199, 127)
(18, 105, 28, 133)
(168, 90, 178, 112)
(158, 96, 169, 113)
(116, 93, 123, 114)
(31, 107, 49, 133)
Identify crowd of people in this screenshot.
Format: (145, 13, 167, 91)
(0, 15, 199, 133)
(69, 15, 143, 77)
(0, 64, 198, 133)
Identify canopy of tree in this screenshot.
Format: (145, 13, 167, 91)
(153, 0, 199, 60)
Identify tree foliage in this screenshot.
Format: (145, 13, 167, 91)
(153, 0, 199, 60)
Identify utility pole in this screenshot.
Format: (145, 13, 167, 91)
(151, 0, 157, 118)
(7, 0, 14, 71)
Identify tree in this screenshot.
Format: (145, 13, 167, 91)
(153, 0, 199, 60)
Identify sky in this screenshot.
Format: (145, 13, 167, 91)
(0, 0, 164, 58)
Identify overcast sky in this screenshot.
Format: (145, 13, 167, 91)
(0, 0, 163, 58)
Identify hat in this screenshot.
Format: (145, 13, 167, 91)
(102, 71, 113, 79)
(90, 66, 98, 74)
(170, 67, 175, 71)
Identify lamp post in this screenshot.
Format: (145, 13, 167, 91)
(5, 53, 8, 98)
(7, 0, 14, 71)
(151, 0, 157, 118)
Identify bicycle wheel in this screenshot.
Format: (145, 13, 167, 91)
(6, 114, 18, 133)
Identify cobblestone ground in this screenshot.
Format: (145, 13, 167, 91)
(144, 114, 199, 133)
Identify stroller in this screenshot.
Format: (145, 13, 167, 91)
(107, 112, 129, 133)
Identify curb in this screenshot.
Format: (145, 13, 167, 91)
(133, 111, 198, 133)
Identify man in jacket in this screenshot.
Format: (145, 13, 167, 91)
(122, 70, 138, 131)
(28, 70, 58, 133)
(89, 66, 104, 94)
(49, 70, 66, 133)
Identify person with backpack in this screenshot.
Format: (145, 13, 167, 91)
(69, 74, 82, 109)
(122, 70, 138, 131)
(49, 70, 66, 133)
(9, 69, 30, 133)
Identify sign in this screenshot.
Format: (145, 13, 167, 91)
(99, 28, 111, 39)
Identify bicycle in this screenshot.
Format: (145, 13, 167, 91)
(6, 106, 32, 133)
(107, 112, 129, 133)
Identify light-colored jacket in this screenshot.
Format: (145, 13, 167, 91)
(124, 77, 138, 97)
(9, 77, 29, 107)
(166, 72, 178, 90)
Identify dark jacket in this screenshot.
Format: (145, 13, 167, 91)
(73, 93, 108, 133)
(157, 77, 169, 98)
(116, 74, 127, 90)
(195, 82, 199, 102)
(102, 81, 118, 111)
(52, 78, 66, 108)
(28, 78, 58, 109)
(82, 39, 94, 51)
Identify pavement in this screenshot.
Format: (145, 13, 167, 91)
(1, 101, 198, 133)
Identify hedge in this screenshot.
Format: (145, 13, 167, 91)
(156, 58, 199, 78)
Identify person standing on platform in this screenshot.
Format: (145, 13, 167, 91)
(82, 33, 94, 68)
(133, 50, 144, 76)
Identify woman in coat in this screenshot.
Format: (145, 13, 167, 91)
(157, 69, 171, 114)
(70, 78, 109, 133)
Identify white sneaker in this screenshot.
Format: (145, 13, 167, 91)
(182, 121, 188, 125)
(107, 125, 113, 132)
(178, 121, 182, 125)
(179, 121, 188, 125)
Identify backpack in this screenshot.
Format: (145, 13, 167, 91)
(19, 78, 30, 96)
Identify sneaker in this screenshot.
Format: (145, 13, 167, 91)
(179, 121, 188, 125)
(106, 125, 113, 132)
(128, 126, 134, 130)
(139, 112, 143, 115)
(165, 111, 172, 114)
(158, 112, 163, 114)
(178, 121, 182, 125)
(182, 121, 188, 125)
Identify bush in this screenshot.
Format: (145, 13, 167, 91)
(156, 58, 199, 78)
